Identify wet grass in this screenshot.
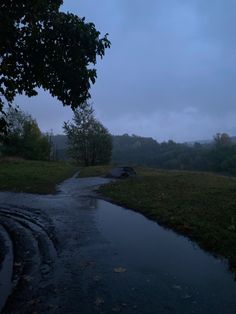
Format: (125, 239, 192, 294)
(78, 165, 113, 178)
(98, 167, 236, 275)
(0, 159, 77, 194)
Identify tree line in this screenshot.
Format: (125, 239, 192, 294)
(49, 132, 236, 176)
(0, 107, 51, 160)
(3, 105, 235, 177)
(0, 105, 112, 165)
(112, 133, 236, 175)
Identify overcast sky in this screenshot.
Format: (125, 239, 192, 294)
(17, 0, 236, 142)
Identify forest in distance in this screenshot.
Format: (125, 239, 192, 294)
(52, 133, 236, 176)
(2, 107, 235, 176)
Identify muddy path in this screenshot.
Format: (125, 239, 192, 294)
(0, 176, 236, 313)
(0, 176, 110, 313)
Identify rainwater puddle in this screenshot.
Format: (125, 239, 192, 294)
(95, 200, 236, 314)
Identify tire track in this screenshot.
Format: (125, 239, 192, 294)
(0, 206, 58, 313)
(0, 225, 13, 313)
(0, 206, 58, 248)
(0, 212, 57, 263)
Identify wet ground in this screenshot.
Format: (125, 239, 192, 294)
(0, 175, 236, 313)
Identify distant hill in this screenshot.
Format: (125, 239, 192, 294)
(51, 134, 236, 175)
(51, 134, 161, 164)
(232, 136, 236, 143)
(112, 134, 160, 166)
(52, 134, 236, 151)
(186, 136, 236, 146)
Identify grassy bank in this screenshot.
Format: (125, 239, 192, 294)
(94, 167, 236, 275)
(0, 158, 77, 194)
(78, 165, 113, 178)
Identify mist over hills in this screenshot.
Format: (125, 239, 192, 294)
(51, 135, 68, 150)
(51, 133, 236, 175)
(186, 136, 236, 146)
(51, 133, 236, 151)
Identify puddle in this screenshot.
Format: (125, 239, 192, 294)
(95, 200, 236, 314)
(0, 177, 236, 313)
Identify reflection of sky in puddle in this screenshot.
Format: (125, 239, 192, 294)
(95, 200, 236, 313)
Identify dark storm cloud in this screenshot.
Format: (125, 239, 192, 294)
(17, 0, 236, 141)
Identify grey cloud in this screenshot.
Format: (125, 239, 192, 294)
(15, 0, 236, 141)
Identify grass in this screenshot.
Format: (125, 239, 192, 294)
(0, 158, 78, 194)
(96, 167, 236, 276)
(78, 165, 113, 178)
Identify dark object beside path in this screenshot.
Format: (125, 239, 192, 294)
(106, 166, 136, 179)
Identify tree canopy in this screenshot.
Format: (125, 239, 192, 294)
(214, 133, 232, 147)
(64, 104, 112, 166)
(1, 107, 51, 160)
(0, 0, 110, 134)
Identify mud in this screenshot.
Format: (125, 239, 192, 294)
(0, 176, 236, 313)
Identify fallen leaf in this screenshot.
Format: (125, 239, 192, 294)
(93, 275, 102, 282)
(79, 261, 95, 269)
(182, 294, 191, 299)
(95, 297, 104, 307)
(114, 267, 127, 273)
(112, 305, 121, 312)
(23, 275, 33, 282)
(27, 299, 40, 306)
(172, 285, 182, 290)
(14, 262, 22, 267)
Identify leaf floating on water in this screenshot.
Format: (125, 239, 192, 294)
(23, 275, 33, 282)
(112, 305, 121, 312)
(93, 275, 102, 282)
(27, 299, 40, 306)
(95, 297, 105, 307)
(114, 267, 127, 273)
(172, 285, 182, 290)
(79, 260, 95, 269)
(182, 294, 191, 299)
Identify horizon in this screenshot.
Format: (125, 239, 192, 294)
(51, 130, 235, 145)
